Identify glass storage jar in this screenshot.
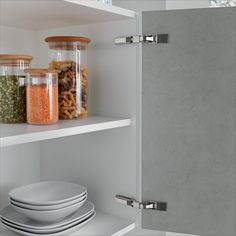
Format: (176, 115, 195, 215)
(0, 54, 33, 123)
(45, 36, 91, 120)
(25, 69, 58, 125)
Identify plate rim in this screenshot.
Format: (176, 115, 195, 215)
(9, 182, 87, 206)
(1, 211, 95, 234)
(1, 211, 96, 236)
(0, 201, 94, 230)
(10, 195, 87, 211)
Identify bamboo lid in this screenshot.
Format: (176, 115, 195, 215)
(45, 36, 91, 43)
(0, 54, 33, 61)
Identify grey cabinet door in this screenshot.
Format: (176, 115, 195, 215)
(142, 7, 236, 236)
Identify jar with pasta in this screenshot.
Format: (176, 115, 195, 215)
(25, 69, 58, 125)
(0, 54, 33, 123)
(45, 36, 90, 120)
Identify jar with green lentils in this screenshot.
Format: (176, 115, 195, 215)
(0, 54, 33, 123)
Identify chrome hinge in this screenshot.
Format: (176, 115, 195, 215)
(115, 195, 167, 211)
(114, 34, 169, 45)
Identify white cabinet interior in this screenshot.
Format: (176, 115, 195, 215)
(0, 1, 139, 235)
(2, 1, 232, 236)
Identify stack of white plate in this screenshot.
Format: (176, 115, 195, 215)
(0, 182, 95, 236)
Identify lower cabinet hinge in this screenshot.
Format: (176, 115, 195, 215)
(115, 195, 167, 211)
(114, 34, 169, 45)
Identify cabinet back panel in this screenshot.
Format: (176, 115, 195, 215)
(0, 143, 41, 208)
(36, 19, 138, 117)
(0, 26, 36, 66)
(38, 19, 138, 221)
(40, 129, 136, 221)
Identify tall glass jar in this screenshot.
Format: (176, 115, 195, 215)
(45, 36, 91, 120)
(25, 69, 58, 125)
(0, 54, 33, 123)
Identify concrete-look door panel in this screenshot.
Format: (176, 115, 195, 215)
(142, 7, 236, 236)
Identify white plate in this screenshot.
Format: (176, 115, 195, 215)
(1, 210, 94, 234)
(10, 191, 87, 208)
(9, 182, 87, 205)
(0, 211, 93, 234)
(1, 211, 95, 236)
(0, 201, 94, 230)
(10, 194, 87, 211)
(11, 197, 86, 223)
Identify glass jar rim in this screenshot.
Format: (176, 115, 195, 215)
(24, 69, 58, 78)
(46, 43, 87, 50)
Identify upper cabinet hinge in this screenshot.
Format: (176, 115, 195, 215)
(115, 195, 167, 211)
(114, 34, 169, 45)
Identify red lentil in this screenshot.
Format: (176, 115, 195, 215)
(27, 84, 58, 125)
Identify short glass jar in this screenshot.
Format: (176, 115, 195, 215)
(0, 54, 33, 123)
(45, 36, 91, 120)
(25, 69, 58, 125)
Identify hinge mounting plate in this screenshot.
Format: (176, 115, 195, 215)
(115, 34, 169, 45)
(115, 195, 167, 211)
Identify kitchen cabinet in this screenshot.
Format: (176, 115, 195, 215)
(0, 1, 235, 236)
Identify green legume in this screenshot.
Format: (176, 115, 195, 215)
(0, 75, 26, 123)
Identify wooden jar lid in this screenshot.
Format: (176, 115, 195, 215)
(0, 54, 33, 66)
(0, 54, 33, 61)
(45, 36, 91, 43)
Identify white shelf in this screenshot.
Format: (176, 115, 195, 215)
(0, 0, 135, 30)
(0, 116, 131, 147)
(0, 211, 136, 236)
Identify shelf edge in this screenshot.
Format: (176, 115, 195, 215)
(64, 0, 136, 18)
(0, 119, 131, 148)
(112, 222, 136, 236)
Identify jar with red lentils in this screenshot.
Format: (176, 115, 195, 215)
(25, 69, 58, 125)
(45, 36, 90, 120)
